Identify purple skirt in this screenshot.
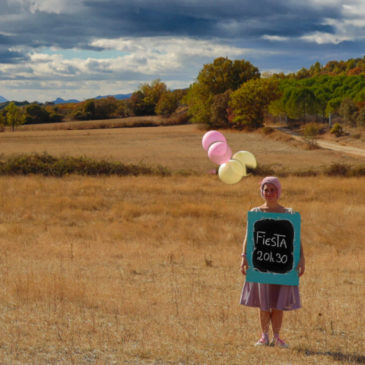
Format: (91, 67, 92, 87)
(240, 281, 301, 311)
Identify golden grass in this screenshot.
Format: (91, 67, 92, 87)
(0, 124, 364, 174)
(15, 115, 180, 131)
(0, 175, 363, 363)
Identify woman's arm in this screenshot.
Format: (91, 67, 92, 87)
(240, 230, 248, 275)
(297, 242, 305, 276)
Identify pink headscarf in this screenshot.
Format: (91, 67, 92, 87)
(260, 176, 282, 199)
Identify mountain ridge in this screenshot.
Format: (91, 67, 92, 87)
(0, 93, 133, 105)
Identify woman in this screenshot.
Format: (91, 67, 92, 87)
(240, 176, 305, 348)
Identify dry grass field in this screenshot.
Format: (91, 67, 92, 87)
(0, 124, 364, 174)
(0, 123, 364, 364)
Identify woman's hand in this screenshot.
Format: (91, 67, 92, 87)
(297, 257, 305, 276)
(240, 257, 248, 275)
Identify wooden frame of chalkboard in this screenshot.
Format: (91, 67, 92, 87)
(246, 211, 301, 286)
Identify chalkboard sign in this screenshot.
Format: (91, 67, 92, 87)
(246, 211, 301, 286)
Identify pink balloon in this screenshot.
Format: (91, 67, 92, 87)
(208, 142, 232, 165)
(202, 130, 226, 151)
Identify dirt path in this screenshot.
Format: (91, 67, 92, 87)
(277, 127, 365, 158)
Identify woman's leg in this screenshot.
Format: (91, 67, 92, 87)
(270, 309, 289, 347)
(259, 310, 271, 334)
(271, 309, 283, 336)
(255, 310, 271, 345)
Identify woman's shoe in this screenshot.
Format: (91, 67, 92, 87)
(270, 336, 289, 348)
(255, 334, 269, 346)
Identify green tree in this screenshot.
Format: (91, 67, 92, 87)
(339, 98, 357, 126)
(184, 82, 213, 124)
(94, 97, 118, 119)
(356, 105, 365, 127)
(268, 98, 287, 123)
(230, 78, 280, 129)
(4, 102, 24, 131)
(285, 87, 318, 121)
(84, 100, 96, 119)
(24, 103, 50, 124)
(0, 111, 5, 130)
(313, 88, 331, 122)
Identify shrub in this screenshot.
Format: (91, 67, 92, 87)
(261, 126, 274, 135)
(330, 123, 344, 137)
(303, 122, 322, 138)
(325, 163, 350, 177)
(302, 122, 322, 148)
(0, 153, 171, 177)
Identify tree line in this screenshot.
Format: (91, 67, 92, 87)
(184, 56, 365, 130)
(0, 79, 187, 130)
(0, 56, 364, 130)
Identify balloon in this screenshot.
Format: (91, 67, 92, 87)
(208, 142, 232, 165)
(202, 130, 226, 151)
(232, 150, 257, 169)
(218, 159, 246, 184)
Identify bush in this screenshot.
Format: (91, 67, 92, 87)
(0, 153, 171, 177)
(261, 126, 274, 135)
(330, 123, 344, 137)
(325, 163, 350, 176)
(303, 122, 322, 138)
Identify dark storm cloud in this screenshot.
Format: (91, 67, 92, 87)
(0, 0, 343, 55)
(81, 0, 339, 38)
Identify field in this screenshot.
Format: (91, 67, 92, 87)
(1, 123, 365, 174)
(0, 123, 364, 364)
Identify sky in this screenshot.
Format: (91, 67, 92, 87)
(0, 0, 364, 103)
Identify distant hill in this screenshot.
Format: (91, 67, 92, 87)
(52, 97, 80, 104)
(94, 93, 132, 100)
(51, 93, 132, 104)
(0, 96, 7, 103)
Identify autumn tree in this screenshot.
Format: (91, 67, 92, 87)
(210, 89, 232, 128)
(185, 57, 260, 125)
(155, 89, 184, 116)
(128, 91, 149, 116)
(139, 79, 167, 115)
(230, 78, 280, 129)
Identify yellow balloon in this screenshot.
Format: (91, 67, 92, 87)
(218, 160, 246, 184)
(232, 151, 257, 170)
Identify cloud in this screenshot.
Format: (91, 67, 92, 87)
(301, 32, 351, 44)
(2, 37, 255, 82)
(262, 35, 290, 42)
(8, 0, 83, 14)
(299, 0, 365, 44)
(0, 0, 364, 101)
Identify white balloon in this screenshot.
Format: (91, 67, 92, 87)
(218, 159, 246, 184)
(232, 151, 257, 170)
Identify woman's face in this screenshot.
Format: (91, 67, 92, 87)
(262, 183, 278, 202)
